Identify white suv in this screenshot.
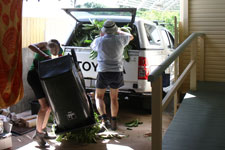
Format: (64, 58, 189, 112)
(62, 8, 174, 107)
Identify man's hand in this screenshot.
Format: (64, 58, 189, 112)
(117, 28, 134, 41)
(89, 50, 98, 60)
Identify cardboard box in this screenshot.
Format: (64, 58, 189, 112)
(21, 115, 37, 124)
(26, 118, 37, 128)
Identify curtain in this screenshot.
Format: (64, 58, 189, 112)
(0, 0, 23, 108)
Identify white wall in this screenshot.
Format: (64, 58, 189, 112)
(10, 48, 35, 113)
(23, 0, 76, 45)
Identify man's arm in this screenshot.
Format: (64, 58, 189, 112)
(89, 39, 99, 60)
(117, 29, 134, 41)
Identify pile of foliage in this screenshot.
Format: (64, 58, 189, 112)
(55, 112, 101, 143)
(71, 19, 105, 47)
(70, 19, 133, 61)
(54, 112, 127, 143)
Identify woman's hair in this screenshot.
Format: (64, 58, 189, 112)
(48, 39, 60, 48)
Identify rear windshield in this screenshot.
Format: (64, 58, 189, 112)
(67, 21, 140, 50)
(70, 11, 132, 21)
(64, 8, 136, 23)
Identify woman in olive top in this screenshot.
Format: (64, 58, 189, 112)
(27, 39, 63, 147)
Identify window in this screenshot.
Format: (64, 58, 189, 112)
(144, 24, 161, 46)
(161, 30, 170, 48)
(167, 32, 174, 48)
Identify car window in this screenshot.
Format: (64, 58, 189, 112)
(161, 30, 170, 48)
(144, 24, 161, 46)
(63, 8, 136, 23)
(167, 31, 175, 48)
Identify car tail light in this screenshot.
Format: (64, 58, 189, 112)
(138, 57, 149, 80)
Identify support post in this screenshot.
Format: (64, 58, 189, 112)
(174, 16, 179, 115)
(199, 35, 205, 81)
(190, 39, 197, 90)
(151, 75, 162, 150)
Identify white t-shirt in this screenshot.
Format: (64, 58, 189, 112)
(90, 34, 131, 72)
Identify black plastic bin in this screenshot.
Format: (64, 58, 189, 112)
(38, 55, 95, 134)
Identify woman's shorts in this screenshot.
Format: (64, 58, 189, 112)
(96, 72, 124, 89)
(27, 69, 45, 99)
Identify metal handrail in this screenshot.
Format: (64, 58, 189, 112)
(149, 32, 205, 150)
(148, 32, 204, 82)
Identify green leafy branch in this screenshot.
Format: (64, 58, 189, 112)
(55, 112, 101, 143)
(71, 19, 133, 62)
(125, 119, 143, 128)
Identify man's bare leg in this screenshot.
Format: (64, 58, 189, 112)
(95, 88, 107, 115)
(110, 88, 119, 117)
(110, 88, 119, 130)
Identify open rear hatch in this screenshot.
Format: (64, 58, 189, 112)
(62, 8, 139, 90)
(62, 8, 137, 24)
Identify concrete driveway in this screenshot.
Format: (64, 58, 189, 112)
(12, 99, 173, 150)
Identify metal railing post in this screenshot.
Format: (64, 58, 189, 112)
(149, 33, 204, 150)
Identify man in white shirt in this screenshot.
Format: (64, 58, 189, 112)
(90, 20, 133, 130)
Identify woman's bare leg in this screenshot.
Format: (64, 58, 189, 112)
(36, 98, 49, 133)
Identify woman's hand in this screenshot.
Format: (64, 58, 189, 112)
(44, 55, 51, 59)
